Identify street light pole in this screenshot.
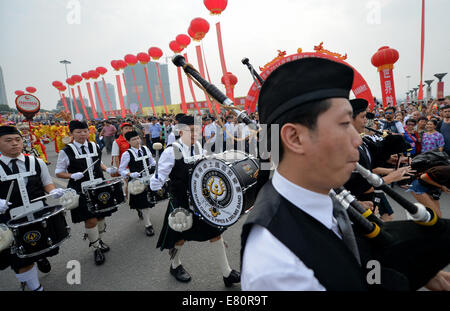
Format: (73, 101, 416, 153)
(60, 59, 74, 118)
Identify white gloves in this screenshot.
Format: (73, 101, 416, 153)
(130, 172, 140, 179)
(0, 224, 14, 252)
(71, 172, 84, 181)
(106, 167, 118, 175)
(168, 208, 193, 232)
(0, 199, 11, 214)
(50, 188, 65, 199)
(149, 174, 164, 191)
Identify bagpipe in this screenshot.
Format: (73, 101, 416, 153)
(330, 164, 450, 290)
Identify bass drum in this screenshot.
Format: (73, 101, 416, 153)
(190, 150, 260, 228)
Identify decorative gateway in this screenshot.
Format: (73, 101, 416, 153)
(190, 151, 259, 228)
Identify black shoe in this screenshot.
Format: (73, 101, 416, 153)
(170, 265, 191, 283)
(137, 210, 143, 220)
(99, 240, 110, 253)
(145, 225, 154, 237)
(223, 270, 240, 287)
(37, 258, 51, 273)
(94, 248, 105, 265)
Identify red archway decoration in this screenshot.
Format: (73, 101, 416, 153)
(245, 52, 375, 112)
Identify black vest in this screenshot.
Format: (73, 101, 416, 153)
(64, 142, 104, 192)
(127, 147, 152, 174)
(0, 156, 45, 223)
(167, 142, 195, 208)
(241, 181, 368, 291)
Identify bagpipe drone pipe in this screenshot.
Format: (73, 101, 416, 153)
(331, 166, 450, 291)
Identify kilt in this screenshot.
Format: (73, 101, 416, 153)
(0, 246, 59, 273)
(129, 190, 155, 210)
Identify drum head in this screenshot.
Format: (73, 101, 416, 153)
(190, 157, 245, 227)
(213, 150, 248, 163)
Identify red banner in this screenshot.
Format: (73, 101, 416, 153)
(418, 0, 425, 101)
(59, 92, 70, 113)
(216, 22, 228, 75)
(76, 85, 90, 120)
(85, 82, 99, 119)
(70, 87, 81, 115)
(196, 45, 213, 114)
(177, 67, 187, 114)
(156, 63, 169, 115)
(94, 81, 108, 119)
(437, 81, 444, 99)
(184, 53, 201, 115)
(115, 75, 127, 118)
(379, 68, 397, 107)
(102, 77, 115, 117)
(143, 67, 156, 116)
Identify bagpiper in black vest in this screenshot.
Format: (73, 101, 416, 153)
(0, 156, 45, 223)
(241, 181, 368, 291)
(63, 142, 104, 193)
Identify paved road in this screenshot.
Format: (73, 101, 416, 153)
(0, 142, 449, 291)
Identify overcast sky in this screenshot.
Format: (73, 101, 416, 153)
(1, 0, 449, 111)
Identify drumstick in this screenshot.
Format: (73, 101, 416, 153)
(30, 189, 70, 203)
(82, 159, 100, 175)
(5, 181, 14, 204)
(153, 143, 163, 179)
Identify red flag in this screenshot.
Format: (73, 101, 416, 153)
(418, 0, 425, 101)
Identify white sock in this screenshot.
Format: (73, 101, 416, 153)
(142, 208, 152, 227)
(97, 219, 106, 240)
(210, 237, 232, 277)
(15, 265, 43, 291)
(86, 227, 100, 249)
(171, 245, 182, 269)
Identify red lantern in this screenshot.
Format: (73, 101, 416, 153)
(176, 34, 191, 49)
(204, 0, 228, 15)
(117, 60, 128, 69)
(221, 72, 238, 88)
(371, 46, 399, 69)
(81, 72, 90, 80)
(25, 86, 37, 93)
(58, 85, 67, 92)
(189, 18, 210, 41)
(169, 41, 183, 53)
(148, 47, 163, 60)
(72, 75, 83, 83)
(15, 90, 24, 96)
(66, 78, 75, 86)
(137, 52, 150, 64)
(124, 54, 138, 66)
(52, 81, 63, 88)
(88, 70, 100, 80)
(111, 60, 120, 71)
(96, 66, 108, 75)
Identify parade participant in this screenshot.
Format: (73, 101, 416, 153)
(55, 120, 118, 265)
(119, 130, 156, 236)
(88, 121, 97, 143)
(30, 125, 49, 165)
(167, 114, 184, 146)
(148, 117, 162, 155)
(150, 115, 240, 286)
(0, 125, 65, 291)
(345, 98, 413, 222)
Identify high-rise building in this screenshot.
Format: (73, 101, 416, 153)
(96, 82, 117, 112)
(0, 66, 8, 107)
(123, 61, 172, 115)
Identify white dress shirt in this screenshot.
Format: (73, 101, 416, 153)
(119, 146, 156, 176)
(167, 132, 176, 146)
(0, 154, 53, 187)
(149, 139, 203, 191)
(55, 140, 104, 174)
(111, 140, 120, 157)
(241, 170, 342, 291)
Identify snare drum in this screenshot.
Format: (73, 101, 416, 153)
(190, 150, 260, 228)
(6, 205, 70, 259)
(85, 178, 125, 213)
